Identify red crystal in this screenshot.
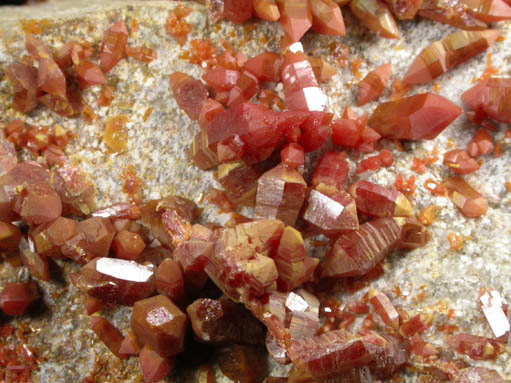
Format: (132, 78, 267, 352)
(321, 217, 403, 278)
(187, 297, 266, 344)
(42, 144, 67, 166)
(444, 176, 487, 218)
(384, 0, 422, 18)
(77, 257, 155, 305)
(112, 230, 145, 260)
(141, 196, 198, 249)
(0, 282, 40, 316)
(76, 217, 115, 260)
(223, 0, 253, 23)
(446, 333, 502, 360)
(307, 56, 337, 83)
(281, 143, 305, 169)
(205, 220, 283, 304)
(0, 221, 21, 252)
(92, 203, 141, 220)
(399, 313, 433, 337)
(396, 218, 431, 249)
(303, 188, 359, 236)
(348, 181, 413, 218)
(368, 93, 462, 140)
(203, 67, 240, 92)
(461, 78, 511, 123)
(51, 164, 96, 216)
(310, 0, 346, 36)
(310, 152, 349, 194)
(170, 72, 209, 121)
(227, 71, 260, 107)
(19, 237, 50, 281)
(76, 61, 106, 89)
(13, 182, 62, 225)
(281, 51, 326, 112)
(464, 0, 511, 22)
(467, 129, 493, 157)
(418, 0, 488, 30)
(456, 367, 508, 383)
(254, 163, 307, 226)
(243, 52, 283, 83)
(26, 34, 67, 96)
(443, 149, 480, 174)
(139, 345, 174, 382)
(5, 62, 39, 113)
(368, 288, 399, 329)
(100, 21, 128, 73)
(277, 0, 313, 42)
(410, 333, 438, 358)
(273, 226, 319, 290)
(131, 294, 188, 357)
(199, 98, 225, 130)
(30, 217, 77, 258)
(299, 112, 332, 152)
(125, 45, 157, 63)
(155, 258, 185, 302)
(479, 287, 510, 340)
(349, 0, 400, 39)
(358, 63, 392, 106)
(403, 30, 499, 85)
(119, 330, 141, 356)
(90, 315, 125, 358)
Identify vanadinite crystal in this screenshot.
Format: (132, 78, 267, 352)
(139, 345, 174, 383)
(5, 62, 39, 113)
(112, 230, 145, 260)
(254, 163, 307, 226)
(100, 21, 128, 73)
(155, 258, 185, 302)
(0, 282, 40, 316)
(187, 297, 266, 344)
(277, 0, 313, 42)
(77, 257, 155, 305)
(479, 287, 510, 339)
(368, 93, 462, 140)
(13, 182, 62, 225)
(254, 0, 281, 21)
(90, 316, 125, 358)
(104, 115, 129, 153)
(321, 217, 404, 278)
(462, 78, 511, 123)
(358, 63, 392, 106)
(19, 237, 50, 281)
(349, 0, 400, 39)
(205, 220, 283, 304)
(418, 0, 489, 31)
(51, 164, 97, 216)
(348, 181, 413, 218)
(446, 333, 502, 360)
(217, 344, 269, 383)
(131, 294, 188, 357)
(302, 188, 359, 236)
(0, 221, 21, 251)
(309, 0, 346, 36)
(243, 52, 283, 83)
(368, 288, 399, 328)
(170, 72, 209, 121)
(384, 0, 422, 18)
(403, 30, 500, 85)
(444, 176, 487, 218)
(310, 152, 349, 193)
(443, 149, 480, 174)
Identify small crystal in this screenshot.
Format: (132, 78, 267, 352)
(348, 180, 413, 218)
(131, 294, 188, 356)
(444, 176, 487, 218)
(19, 237, 50, 281)
(447, 333, 502, 360)
(223, 0, 253, 23)
(277, 0, 313, 42)
(51, 164, 97, 216)
(310, 152, 349, 193)
(170, 72, 209, 121)
(310, 0, 346, 35)
(76, 61, 106, 89)
(90, 315, 125, 358)
(100, 21, 128, 73)
(202, 67, 240, 91)
(462, 78, 511, 123)
(358, 63, 392, 106)
(112, 230, 145, 260)
(243, 52, 283, 82)
(349, 0, 400, 39)
(0, 282, 40, 316)
(155, 258, 185, 302)
(443, 149, 480, 174)
(13, 182, 62, 225)
(254, 0, 281, 21)
(119, 330, 141, 356)
(5, 62, 39, 113)
(419, 0, 488, 30)
(78, 257, 155, 305)
(384, 0, 422, 18)
(0, 222, 21, 251)
(139, 345, 174, 382)
(368, 288, 399, 328)
(254, 163, 307, 226)
(479, 287, 510, 340)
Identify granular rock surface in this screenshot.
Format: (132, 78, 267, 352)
(0, 0, 510, 382)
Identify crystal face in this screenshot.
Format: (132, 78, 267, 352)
(444, 176, 487, 218)
(90, 316, 125, 358)
(368, 93, 462, 140)
(462, 77, 511, 123)
(170, 72, 209, 121)
(0, 282, 40, 316)
(349, 0, 400, 39)
(131, 295, 188, 357)
(358, 63, 392, 106)
(78, 257, 156, 305)
(100, 21, 128, 73)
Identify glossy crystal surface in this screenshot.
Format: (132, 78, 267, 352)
(100, 21, 128, 73)
(309, 0, 346, 36)
(349, 0, 400, 39)
(170, 72, 209, 121)
(444, 176, 487, 218)
(0, 282, 40, 316)
(90, 316, 125, 358)
(358, 63, 392, 106)
(462, 78, 511, 123)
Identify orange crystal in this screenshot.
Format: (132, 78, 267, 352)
(349, 0, 400, 39)
(444, 176, 487, 218)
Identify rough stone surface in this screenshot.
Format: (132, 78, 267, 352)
(0, 1, 510, 382)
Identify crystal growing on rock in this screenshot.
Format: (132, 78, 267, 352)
(418, 0, 488, 31)
(112, 230, 145, 260)
(349, 0, 400, 39)
(5, 62, 39, 113)
(461, 78, 511, 123)
(19, 237, 50, 281)
(368, 93, 462, 140)
(446, 333, 502, 360)
(100, 21, 128, 73)
(403, 30, 500, 85)
(170, 72, 209, 121)
(78, 257, 155, 305)
(13, 182, 62, 225)
(131, 294, 188, 357)
(243, 52, 283, 82)
(139, 345, 174, 383)
(310, 152, 349, 194)
(321, 217, 403, 278)
(309, 0, 346, 36)
(254, 163, 307, 226)
(0, 282, 40, 316)
(384, 0, 422, 18)
(254, 0, 281, 21)
(217, 345, 269, 383)
(155, 258, 185, 302)
(348, 181, 413, 218)
(90, 315, 125, 358)
(302, 188, 359, 236)
(51, 164, 97, 216)
(187, 297, 266, 344)
(443, 149, 480, 174)
(277, 0, 313, 42)
(368, 288, 399, 328)
(358, 63, 392, 106)
(444, 176, 487, 218)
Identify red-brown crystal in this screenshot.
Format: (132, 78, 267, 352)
(443, 149, 480, 174)
(0, 221, 21, 251)
(76, 61, 106, 89)
(218, 345, 269, 383)
(13, 182, 62, 225)
(384, 0, 422, 18)
(309, 0, 346, 36)
(310, 152, 349, 194)
(19, 237, 50, 281)
(349, 0, 400, 39)
(77, 257, 155, 305)
(277, 0, 313, 42)
(90, 315, 125, 358)
(447, 333, 502, 360)
(462, 78, 511, 123)
(254, 0, 281, 21)
(170, 72, 209, 121)
(368, 93, 462, 140)
(5, 62, 39, 113)
(368, 288, 399, 329)
(254, 163, 307, 226)
(51, 164, 97, 216)
(131, 294, 188, 357)
(0, 282, 40, 316)
(100, 21, 128, 73)
(444, 176, 487, 218)
(243, 52, 283, 83)
(155, 258, 185, 303)
(223, 0, 253, 23)
(418, 0, 488, 31)
(358, 63, 392, 106)
(187, 297, 266, 344)
(348, 181, 413, 218)
(139, 345, 174, 382)
(119, 330, 141, 356)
